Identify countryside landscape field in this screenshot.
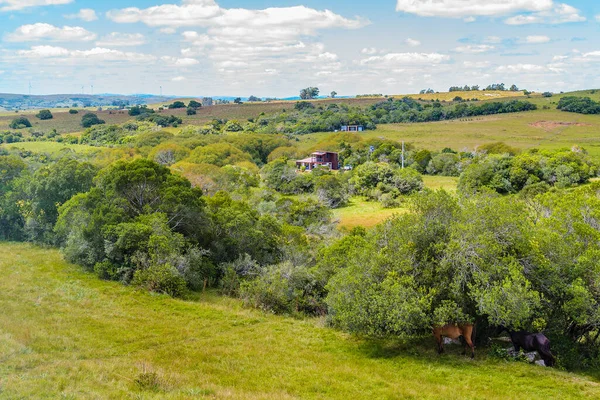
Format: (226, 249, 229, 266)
(3, 0, 600, 399)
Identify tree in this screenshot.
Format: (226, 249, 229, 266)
(188, 100, 202, 109)
(247, 95, 261, 102)
(81, 113, 105, 128)
(186, 107, 197, 115)
(300, 87, 319, 100)
(69, 109, 79, 114)
(36, 109, 53, 120)
(542, 92, 553, 98)
(9, 117, 32, 129)
(330, 91, 337, 98)
(509, 84, 519, 92)
(168, 101, 186, 109)
(233, 97, 242, 104)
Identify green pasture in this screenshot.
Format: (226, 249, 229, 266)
(1, 242, 599, 399)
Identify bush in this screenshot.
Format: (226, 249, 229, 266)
(542, 92, 553, 98)
(9, 117, 32, 129)
(69, 109, 79, 114)
(168, 101, 186, 109)
(186, 107, 197, 116)
(132, 263, 188, 297)
(81, 113, 105, 128)
(36, 109, 53, 120)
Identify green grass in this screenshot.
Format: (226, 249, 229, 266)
(0, 141, 97, 154)
(333, 198, 408, 229)
(333, 178, 456, 229)
(1, 242, 600, 399)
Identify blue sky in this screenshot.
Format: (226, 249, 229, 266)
(0, 0, 599, 96)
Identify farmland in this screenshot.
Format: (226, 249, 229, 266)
(1, 242, 599, 399)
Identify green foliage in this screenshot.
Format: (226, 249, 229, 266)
(557, 96, 600, 114)
(186, 143, 253, 167)
(81, 113, 105, 128)
(188, 100, 202, 109)
(132, 263, 188, 297)
(128, 105, 154, 116)
(187, 107, 197, 116)
(9, 116, 32, 129)
(168, 101, 186, 109)
(458, 149, 597, 194)
(300, 87, 319, 100)
(36, 109, 53, 120)
(350, 162, 423, 203)
(69, 109, 79, 114)
(315, 174, 349, 208)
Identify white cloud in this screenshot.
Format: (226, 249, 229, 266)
(405, 38, 421, 47)
(0, 0, 73, 11)
(596, 15, 600, 22)
(160, 28, 177, 34)
(505, 3, 585, 24)
(17, 45, 156, 63)
(171, 76, 186, 82)
(17, 45, 70, 57)
(495, 63, 549, 73)
(395, 0, 553, 18)
(96, 33, 146, 47)
(64, 8, 98, 21)
(360, 52, 450, 67)
(7, 23, 96, 42)
(454, 44, 495, 54)
(160, 56, 199, 67)
(525, 35, 551, 43)
(361, 47, 378, 55)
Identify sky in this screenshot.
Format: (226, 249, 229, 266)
(0, 0, 599, 97)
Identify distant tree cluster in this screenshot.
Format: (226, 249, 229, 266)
(300, 87, 320, 100)
(81, 113, 105, 128)
(557, 96, 600, 114)
(449, 85, 480, 92)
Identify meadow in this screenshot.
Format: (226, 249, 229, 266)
(1, 242, 600, 399)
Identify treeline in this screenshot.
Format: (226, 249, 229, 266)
(557, 96, 600, 114)
(0, 153, 335, 298)
(449, 83, 520, 92)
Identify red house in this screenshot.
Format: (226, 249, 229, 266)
(296, 151, 339, 171)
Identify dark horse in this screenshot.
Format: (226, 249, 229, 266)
(501, 328, 556, 367)
(433, 324, 475, 358)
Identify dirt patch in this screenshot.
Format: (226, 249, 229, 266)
(530, 121, 592, 131)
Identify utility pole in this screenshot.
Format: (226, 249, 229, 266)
(160, 86, 162, 96)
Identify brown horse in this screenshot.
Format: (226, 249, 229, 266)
(433, 324, 475, 358)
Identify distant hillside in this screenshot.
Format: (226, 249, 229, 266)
(0, 93, 174, 111)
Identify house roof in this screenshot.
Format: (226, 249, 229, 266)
(312, 151, 327, 155)
(296, 157, 315, 163)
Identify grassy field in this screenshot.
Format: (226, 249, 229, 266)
(403, 90, 528, 102)
(333, 177, 457, 229)
(300, 107, 600, 159)
(1, 242, 600, 399)
(0, 140, 98, 154)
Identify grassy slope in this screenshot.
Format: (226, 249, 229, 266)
(333, 176, 457, 229)
(1, 242, 599, 399)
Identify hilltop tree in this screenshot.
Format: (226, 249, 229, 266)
(168, 101, 186, 109)
(247, 95, 261, 102)
(188, 100, 202, 109)
(234, 98, 242, 104)
(330, 91, 337, 98)
(510, 84, 519, 92)
(300, 87, 319, 100)
(36, 109, 53, 120)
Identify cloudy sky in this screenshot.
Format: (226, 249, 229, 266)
(0, 0, 599, 97)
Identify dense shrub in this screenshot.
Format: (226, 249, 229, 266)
(9, 117, 32, 129)
(81, 113, 105, 128)
(36, 109, 53, 120)
(557, 96, 600, 114)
